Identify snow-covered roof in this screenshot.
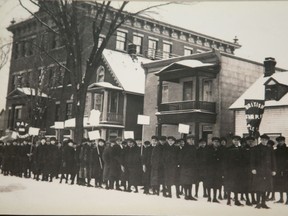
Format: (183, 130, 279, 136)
(88, 82, 123, 91)
(102, 49, 151, 95)
(156, 59, 215, 75)
(229, 71, 288, 109)
(17, 88, 48, 97)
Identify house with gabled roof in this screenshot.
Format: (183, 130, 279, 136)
(229, 57, 288, 140)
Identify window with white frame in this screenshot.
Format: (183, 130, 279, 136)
(163, 43, 172, 59)
(133, 35, 143, 54)
(148, 39, 158, 58)
(116, 31, 127, 51)
(184, 48, 193, 56)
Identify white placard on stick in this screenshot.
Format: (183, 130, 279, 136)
(137, 115, 150, 125)
(11, 131, 18, 139)
(124, 131, 134, 139)
(88, 130, 101, 140)
(28, 127, 40, 136)
(54, 121, 65, 129)
(178, 123, 190, 134)
(89, 109, 101, 126)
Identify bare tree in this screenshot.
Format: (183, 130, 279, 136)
(19, 0, 172, 143)
(0, 38, 11, 71)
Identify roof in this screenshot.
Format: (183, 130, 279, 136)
(102, 49, 151, 95)
(7, 88, 48, 98)
(88, 82, 123, 91)
(229, 71, 288, 109)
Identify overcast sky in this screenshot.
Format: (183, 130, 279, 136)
(0, 0, 288, 111)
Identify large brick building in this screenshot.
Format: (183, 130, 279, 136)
(4, 1, 241, 140)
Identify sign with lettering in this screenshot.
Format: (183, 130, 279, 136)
(124, 131, 134, 139)
(178, 123, 190, 134)
(245, 99, 265, 138)
(137, 115, 150, 125)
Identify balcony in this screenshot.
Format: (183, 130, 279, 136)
(159, 100, 216, 113)
(100, 112, 123, 124)
(157, 100, 216, 124)
(144, 49, 180, 60)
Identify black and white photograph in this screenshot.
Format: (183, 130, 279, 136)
(0, 0, 288, 215)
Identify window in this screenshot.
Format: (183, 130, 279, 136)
(163, 43, 172, 59)
(7, 108, 12, 128)
(184, 48, 193, 56)
(93, 93, 103, 111)
(55, 103, 60, 121)
(116, 31, 127, 51)
(183, 81, 194, 101)
(265, 85, 278, 101)
(14, 105, 23, 120)
(96, 66, 105, 82)
(65, 102, 73, 120)
(21, 41, 26, 57)
(162, 85, 169, 103)
(148, 39, 158, 59)
(14, 43, 19, 59)
(133, 35, 143, 54)
(203, 79, 213, 101)
(109, 91, 119, 113)
(108, 129, 120, 140)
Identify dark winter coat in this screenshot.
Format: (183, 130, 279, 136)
(126, 146, 142, 186)
(179, 144, 198, 185)
(109, 144, 122, 180)
(163, 144, 179, 186)
(150, 144, 164, 186)
(2, 144, 14, 172)
(196, 146, 208, 182)
(250, 143, 276, 192)
(61, 145, 76, 174)
(102, 145, 112, 181)
(120, 146, 129, 182)
(141, 145, 153, 186)
(91, 145, 104, 180)
(223, 145, 246, 192)
(241, 144, 254, 192)
(79, 144, 92, 178)
(274, 144, 288, 192)
(43, 144, 58, 175)
(35, 144, 47, 173)
(205, 145, 224, 189)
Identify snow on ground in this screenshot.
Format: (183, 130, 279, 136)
(0, 174, 287, 215)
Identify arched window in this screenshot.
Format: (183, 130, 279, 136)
(96, 65, 105, 82)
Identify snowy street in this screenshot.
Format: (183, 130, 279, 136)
(0, 175, 287, 215)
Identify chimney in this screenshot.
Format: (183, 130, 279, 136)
(264, 57, 276, 77)
(128, 43, 138, 61)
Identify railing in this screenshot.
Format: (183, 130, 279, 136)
(100, 112, 124, 124)
(144, 49, 180, 60)
(159, 100, 216, 113)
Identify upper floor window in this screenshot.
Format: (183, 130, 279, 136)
(55, 103, 60, 121)
(265, 85, 278, 101)
(148, 39, 158, 59)
(184, 48, 193, 56)
(96, 65, 105, 82)
(93, 93, 103, 111)
(162, 85, 169, 103)
(109, 91, 119, 113)
(133, 35, 143, 54)
(116, 31, 127, 51)
(65, 102, 73, 120)
(183, 81, 194, 101)
(163, 43, 172, 59)
(202, 79, 213, 102)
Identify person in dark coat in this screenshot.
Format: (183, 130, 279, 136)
(120, 140, 129, 191)
(46, 137, 59, 182)
(35, 137, 48, 181)
(79, 139, 93, 186)
(224, 135, 246, 206)
(242, 136, 257, 205)
(218, 137, 228, 200)
(91, 139, 104, 188)
(206, 137, 224, 203)
(60, 139, 75, 184)
(179, 134, 198, 200)
(150, 136, 165, 196)
(102, 141, 111, 189)
(0, 141, 4, 173)
(20, 139, 31, 178)
(55, 141, 62, 179)
(109, 138, 122, 190)
(162, 136, 179, 198)
(125, 139, 142, 193)
(274, 136, 288, 204)
(195, 138, 208, 198)
(251, 134, 276, 209)
(2, 141, 13, 175)
(142, 140, 153, 194)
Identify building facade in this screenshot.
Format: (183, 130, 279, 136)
(230, 58, 288, 140)
(142, 52, 286, 143)
(4, 2, 241, 140)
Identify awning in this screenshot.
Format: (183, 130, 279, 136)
(88, 82, 123, 91)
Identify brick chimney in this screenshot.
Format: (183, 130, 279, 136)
(128, 43, 138, 61)
(264, 57, 276, 77)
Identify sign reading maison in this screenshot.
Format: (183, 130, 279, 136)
(244, 99, 265, 137)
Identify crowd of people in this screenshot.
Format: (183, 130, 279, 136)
(0, 133, 288, 209)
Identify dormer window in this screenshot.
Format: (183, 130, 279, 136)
(96, 65, 105, 82)
(264, 78, 288, 101)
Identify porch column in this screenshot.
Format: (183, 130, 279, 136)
(102, 90, 109, 121)
(195, 72, 200, 109)
(157, 79, 163, 109)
